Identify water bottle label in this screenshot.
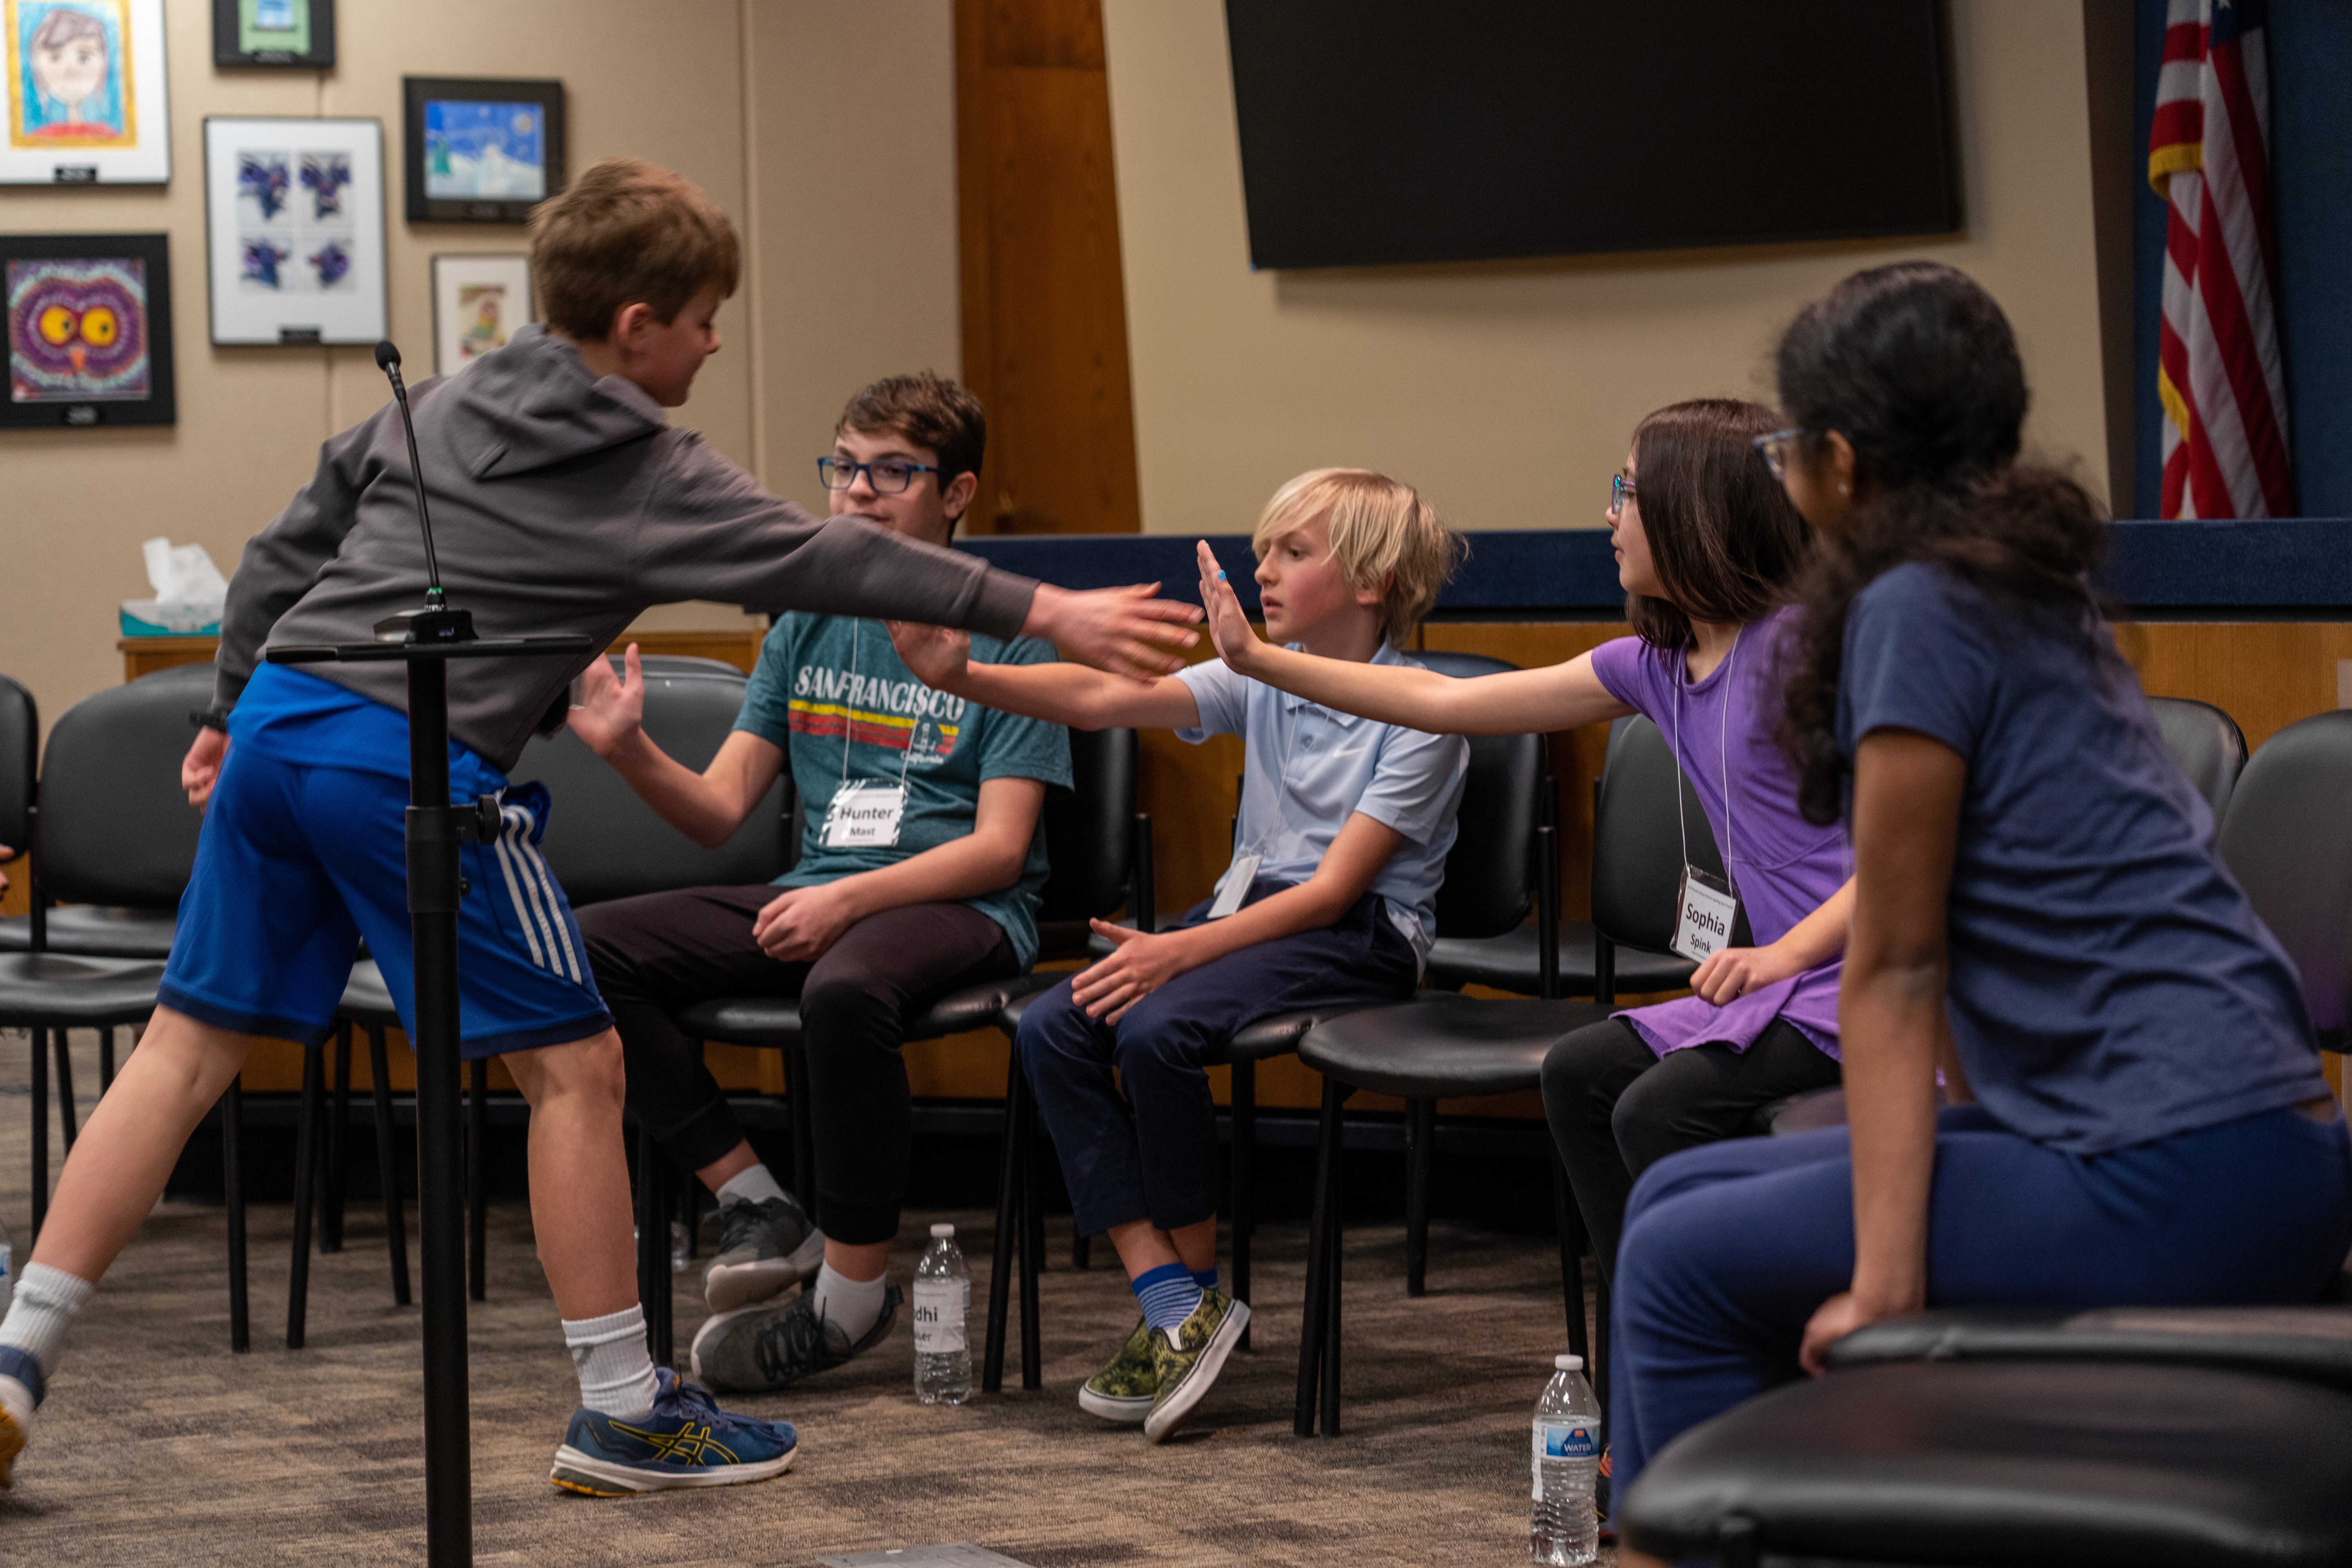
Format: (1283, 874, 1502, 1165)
(912, 1279, 966, 1354)
(1532, 1418, 1599, 1498)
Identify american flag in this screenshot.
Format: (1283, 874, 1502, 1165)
(2150, 0, 2292, 519)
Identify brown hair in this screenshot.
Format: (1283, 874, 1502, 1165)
(835, 372, 987, 524)
(1252, 468, 1465, 647)
(529, 158, 739, 339)
(1772, 261, 2109, 824)
(30, 7, 107, 55)
(1624, 399, 1813, 650)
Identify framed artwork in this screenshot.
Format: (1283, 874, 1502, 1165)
(3, 231, 174, 426)
(203, 116, 386, 345)
(0, 0, 170, 184)
(403, 76, 563, 224)
(431, 252, 532, 375)
(211, 0, 333, 69)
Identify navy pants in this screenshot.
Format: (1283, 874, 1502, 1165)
(1610, 1100, 2352, 1494)
(1019, 881, 1418, 1239)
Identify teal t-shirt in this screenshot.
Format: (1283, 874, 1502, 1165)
(735, 614, 1071, 968)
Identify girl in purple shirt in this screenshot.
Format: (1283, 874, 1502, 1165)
(1196, 398, 1847, 1305)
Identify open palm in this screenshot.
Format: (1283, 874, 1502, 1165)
(568, 643, 643, 758)
(1194, 539, 1263, 668)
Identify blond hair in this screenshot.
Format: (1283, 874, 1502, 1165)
(530, 158, 740, 339)
(1251, 468, 1464, 647)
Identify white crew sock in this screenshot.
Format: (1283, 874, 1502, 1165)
(563, 1305, 661, 1420)
(714, 1164, 789, 1208)
(0, 1262, 95, 1381)
(809, 1262, 887, 1343)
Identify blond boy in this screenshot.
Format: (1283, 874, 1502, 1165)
(890, 469, 1468, 1440)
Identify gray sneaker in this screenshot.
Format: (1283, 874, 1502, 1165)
(691, 1285, 901, 1393)
(702, 1195, 824, 1312)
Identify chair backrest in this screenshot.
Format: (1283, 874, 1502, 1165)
(512, 659, 790, 907)
(1414, 650, 1544, 942)
(2216, 709, 2352, 1051)
(37, 663, 214, 906)
(0, 674, 34, 854)
(1036, 725, 1140, 926)
(2151, 695, 2248, 824)
(1591, 714, 1752, 955)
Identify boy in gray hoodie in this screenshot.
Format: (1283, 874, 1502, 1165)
(0, 158, 1196, 1497)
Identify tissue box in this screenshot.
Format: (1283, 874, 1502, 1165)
(121, 599, 223, 637)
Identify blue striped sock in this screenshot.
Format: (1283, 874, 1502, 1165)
(1132, 1263, 1203, 1334)
(1189, 1267, 1219, 1294)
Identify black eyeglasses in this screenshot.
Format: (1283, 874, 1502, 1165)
(818, 456, 943, 494)
(1608, 474, 1637, 519)
(1751, 428, 1806, 482)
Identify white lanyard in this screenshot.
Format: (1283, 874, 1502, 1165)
(821, 621, 922, 848)
(1669, 628, 1741, 961)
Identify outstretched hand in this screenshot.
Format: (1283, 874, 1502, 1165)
(1194, 540, 1264, 670)
(569, 643, 644, 759)
(1026, 583, 1200, 680)
(887, 620, 972, 690)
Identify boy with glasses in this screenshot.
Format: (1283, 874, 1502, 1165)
(571, 373, 1072, 1393)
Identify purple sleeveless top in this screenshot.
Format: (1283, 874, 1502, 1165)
(1589, 606, 1844, 1060)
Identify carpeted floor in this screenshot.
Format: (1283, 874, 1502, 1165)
(0, 1031, 1612, 1565)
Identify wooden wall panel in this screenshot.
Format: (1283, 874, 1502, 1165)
(955, 0, 1143, 535)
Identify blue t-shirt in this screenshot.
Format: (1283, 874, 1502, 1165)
(1837, 562, 2327, 1154)
(734, 614, 1072, 968)
(1174, 644, 1468, 964)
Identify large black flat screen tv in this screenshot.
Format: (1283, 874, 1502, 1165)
(1226, 0, 1960, 270)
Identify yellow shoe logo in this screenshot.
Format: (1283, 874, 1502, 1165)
(609, 1419, 740, 1466)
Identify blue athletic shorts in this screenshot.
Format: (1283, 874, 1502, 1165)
(159, 736, 613, 1059)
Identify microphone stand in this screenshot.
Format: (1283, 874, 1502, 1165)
(267, 342, 588, 1568)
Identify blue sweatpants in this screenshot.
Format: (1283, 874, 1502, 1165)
(1019, 881, 1418, 1238)
(1611, 1101, 2352, 1493)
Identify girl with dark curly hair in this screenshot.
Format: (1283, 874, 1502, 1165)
(1607, 262, 2351, 1555)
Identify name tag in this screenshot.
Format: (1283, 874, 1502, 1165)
(1671, 867, 1738, 962)
(822, 782, 905, 848)
(1207, 854, 1261, 920)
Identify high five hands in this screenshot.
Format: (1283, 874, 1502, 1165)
(1194, 540, 1265, 670)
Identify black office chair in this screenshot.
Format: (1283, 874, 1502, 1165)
(1617, 707, 2352, 1567)
(0, 673, 227, 1324)
(1761, 693, 2251, 1140)
(1291, 713, 1738, 1435)
(0, 662, 209, 961)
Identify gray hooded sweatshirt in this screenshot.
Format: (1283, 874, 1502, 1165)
(216, 324, 1037, 773)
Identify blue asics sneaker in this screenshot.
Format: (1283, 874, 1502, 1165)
(549, 1367, 799, 1496)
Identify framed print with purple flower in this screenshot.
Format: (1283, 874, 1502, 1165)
(2, 230, 173, 426)
(203, 114, 383, 345)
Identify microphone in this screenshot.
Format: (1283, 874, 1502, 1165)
(370, 339, 472, 643)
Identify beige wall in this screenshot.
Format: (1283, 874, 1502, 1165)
(1100, 0, 2111, 536)
(0, 0, 760, 731)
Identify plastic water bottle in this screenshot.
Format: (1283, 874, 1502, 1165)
(1530, 1352, 1602, 1564)
(912, 1222, 972, 1405)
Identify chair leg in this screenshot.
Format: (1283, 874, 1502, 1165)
(30, 1025, 48, 1241)
(983, 1051, 1022, 1394)
(98, 1026, 115, 1096)
(287, 1038, 324, 1349)
(1071, 1222, 1091, 1269)
(321, 1024, 351, 1254)
(786, 1045, 817, 1227)
(1403, 1096, 1432, 1297)
(52, 1028, 77, 1152)
(1294, 1074, 1344, 1437)
(1321, 1086, 1345, 1438)
(365, 1025, 411, 1307)
(1232, 1057, 1256, 1351)
(1550, 1146, 1589, 1363)
(466, 1058, 487, 1304)
(223, 1078, 250, 1354)
(636, 1121, 673, 1367)
(1019, 1072, 1044, 1392)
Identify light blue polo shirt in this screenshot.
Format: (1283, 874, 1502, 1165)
(1175, 644, 1468, 963)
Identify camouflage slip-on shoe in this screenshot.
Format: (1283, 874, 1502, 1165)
(1142, 1289, 1250, 1443)
(1076, 1317, 1158, 1424)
